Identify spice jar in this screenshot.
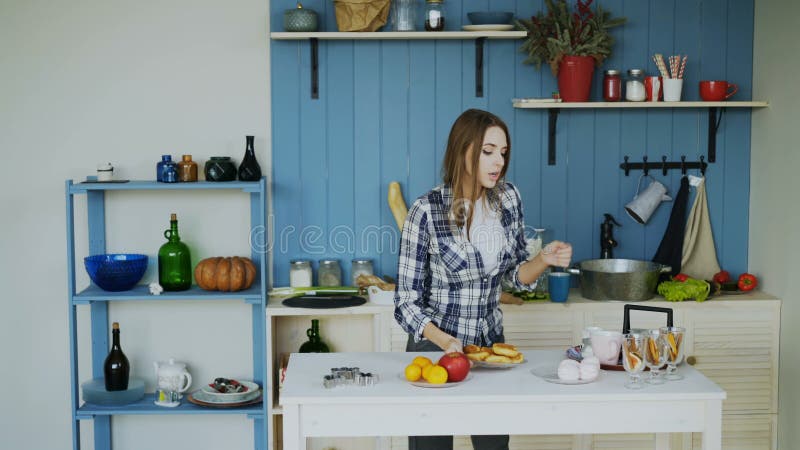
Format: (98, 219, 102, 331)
(424, 0, 445, 31)
(351, 259, 374, 286)
(625, 69, 646, 102)
(318, 260, 342, 287)
(289, 260, 313, 288)
(603, 69, 622, 102)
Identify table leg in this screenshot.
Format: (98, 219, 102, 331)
(282, 404, 306, 450)
(702, 400, 722, 450)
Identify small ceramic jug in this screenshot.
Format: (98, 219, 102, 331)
(154, 358, 193, 394)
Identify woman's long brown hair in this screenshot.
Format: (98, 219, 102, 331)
(441, 109, 511, 236)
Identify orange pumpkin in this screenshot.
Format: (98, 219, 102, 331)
(194, 257, 257, 292)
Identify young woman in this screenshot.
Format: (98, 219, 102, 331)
(394, 109, 573, 450)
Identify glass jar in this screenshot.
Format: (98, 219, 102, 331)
(318, 260, 342, 287)
(391, 0, 416, 31)
(351, 259, 374, 286)
(603, 69, 622, 102)
(625, 69, 646, 102)
(424, 0, 445, 31)
(289, 260, 313, 288)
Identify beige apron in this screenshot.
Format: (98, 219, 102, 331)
(681, 177, 720, 279)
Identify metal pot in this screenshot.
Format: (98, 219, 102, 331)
(566, 259, 671, 301)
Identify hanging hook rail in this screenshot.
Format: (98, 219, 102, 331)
(621, 155, 707, 176)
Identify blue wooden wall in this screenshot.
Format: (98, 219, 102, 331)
(270, 0, 754, 286)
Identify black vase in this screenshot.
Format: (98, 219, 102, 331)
(238, 135, 262, 181)
(204, 157, 237, 182)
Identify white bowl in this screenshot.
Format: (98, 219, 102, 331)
(200, 380, 260, 402)
(367, 286, 395, 305)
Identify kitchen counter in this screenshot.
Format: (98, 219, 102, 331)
(280, 350, 726, 449)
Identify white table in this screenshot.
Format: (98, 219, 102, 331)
(280, 351, 726, 450)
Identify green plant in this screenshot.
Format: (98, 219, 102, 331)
(516, 0, 626, 75)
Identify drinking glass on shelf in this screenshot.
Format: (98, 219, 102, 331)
(644, 329, 668, 384)
(659, 326, 686, 381)
(621, 333, 646, 389)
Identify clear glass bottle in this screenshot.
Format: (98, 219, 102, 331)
(318, 260, 342, 286)
(625, 69, 646, 101)
(391, 0, 416, 31)
(158, 213, 192, 291)
(351, 259, 374, 286)
(298, 319, 330, 353)
(424, 0, 445, 31)
(289, 260, 313, 287)
(104, 322, 130, 391)
(531, 228, 549, 299)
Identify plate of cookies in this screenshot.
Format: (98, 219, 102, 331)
(464, 343, 525, 369)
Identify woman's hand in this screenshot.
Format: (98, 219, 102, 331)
(541, 241, 573, 268)
(443, 337, 463, 354)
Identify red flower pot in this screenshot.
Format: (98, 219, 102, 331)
(557, 55, 595, 102)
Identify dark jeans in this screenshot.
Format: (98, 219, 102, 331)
(405, 335, 510, 450)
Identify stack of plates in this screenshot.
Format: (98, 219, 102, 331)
(188, 380, 261, 407)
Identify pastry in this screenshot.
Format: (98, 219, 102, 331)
(463, 344, 481, 354)
(485, 354, 513, 364)
(492, 343, 519, 358)
(466, 351, 490, 361)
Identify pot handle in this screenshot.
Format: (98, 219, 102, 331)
(659, 265, 672, 273)
(566, 267, 581, 275)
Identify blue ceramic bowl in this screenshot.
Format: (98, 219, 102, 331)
(467, 11, 514, 25)
(84, 254, 148, 291)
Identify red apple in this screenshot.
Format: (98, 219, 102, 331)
(438, 352, 470, 382)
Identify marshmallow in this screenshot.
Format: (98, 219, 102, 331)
(557, 359, 581, 381)
(579, 356, 600, 380)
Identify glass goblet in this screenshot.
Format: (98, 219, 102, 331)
(659, 326, 686, 381)
(644, 330, 668, 384)
(621, 333, 646, 389)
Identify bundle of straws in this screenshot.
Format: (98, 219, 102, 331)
(653, 54, 687, 79)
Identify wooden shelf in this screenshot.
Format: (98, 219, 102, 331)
(271, 31, 526, 99)
(270, 31, 527, 40)
(512, 100, 768, 109)
(512, 100, 769, 165)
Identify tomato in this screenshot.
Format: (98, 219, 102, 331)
(713, 270, 731, 284)
(737, 273, 758, 291)
(673, 273, 690, 282)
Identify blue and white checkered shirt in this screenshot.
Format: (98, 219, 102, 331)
(394, 182, 534, 346)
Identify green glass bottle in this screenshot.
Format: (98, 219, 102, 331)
(158, 213, 192, 291)
(298, 319, 330, 353)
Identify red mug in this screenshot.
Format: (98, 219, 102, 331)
(699, 80, 738, 101)
(645, 76, 663, 101)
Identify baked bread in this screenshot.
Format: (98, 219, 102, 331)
(492, 343, 519, 358)
(485, 354, 513, 364)
(510, 353, 524, 364)
(466, 351, 490, 361)
(463, 344, 481, 354)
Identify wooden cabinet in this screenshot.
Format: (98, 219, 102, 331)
(271, 293, 779, 450)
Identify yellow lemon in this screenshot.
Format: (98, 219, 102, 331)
(422, 363, 435, 381)
(426, 365, 448, 384)
(404, 364, 422, 382)
(412, 356, 433, 368)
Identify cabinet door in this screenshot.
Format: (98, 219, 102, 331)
(689, 414, 777, 450)
(501, 307, 578, 350)
(684, 304, 780, 414)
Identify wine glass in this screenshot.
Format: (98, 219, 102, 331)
(659, 326, 686, 381)
(643, 329, 668, 385)
(621, 333, 646, 389)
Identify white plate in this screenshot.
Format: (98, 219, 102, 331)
(530, 365, 601, 385)
(192, 388, 262, 404)
(200, 380, 260, 402)
(471, 358, 527, 369)
(462, 24, 515, 32)
(401, 373, 473, 388)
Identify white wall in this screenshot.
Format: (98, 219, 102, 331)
(752, 1, 800, 448)
(0, 0, 270, 449)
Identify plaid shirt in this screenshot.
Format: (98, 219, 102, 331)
(394, 182, 534, 346)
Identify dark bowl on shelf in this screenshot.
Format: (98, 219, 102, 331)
(84, 254, 148, 291)
(467, 11, 514, 25)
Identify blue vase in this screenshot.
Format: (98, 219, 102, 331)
(156, 155, 177, 183)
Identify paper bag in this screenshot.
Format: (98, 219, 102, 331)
(334, 0, 391, 32)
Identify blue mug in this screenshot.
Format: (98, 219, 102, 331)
(548, 272, 571, 303)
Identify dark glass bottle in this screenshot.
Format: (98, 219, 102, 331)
(237, 135, 262, 181)
(298, 319, 330, 353)
(158, 213, 192, 291)
(177, 154, 198, 182)
(104, 322, 130, 391)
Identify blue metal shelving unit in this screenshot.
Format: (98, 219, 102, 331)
(66, 178, 268, 450)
